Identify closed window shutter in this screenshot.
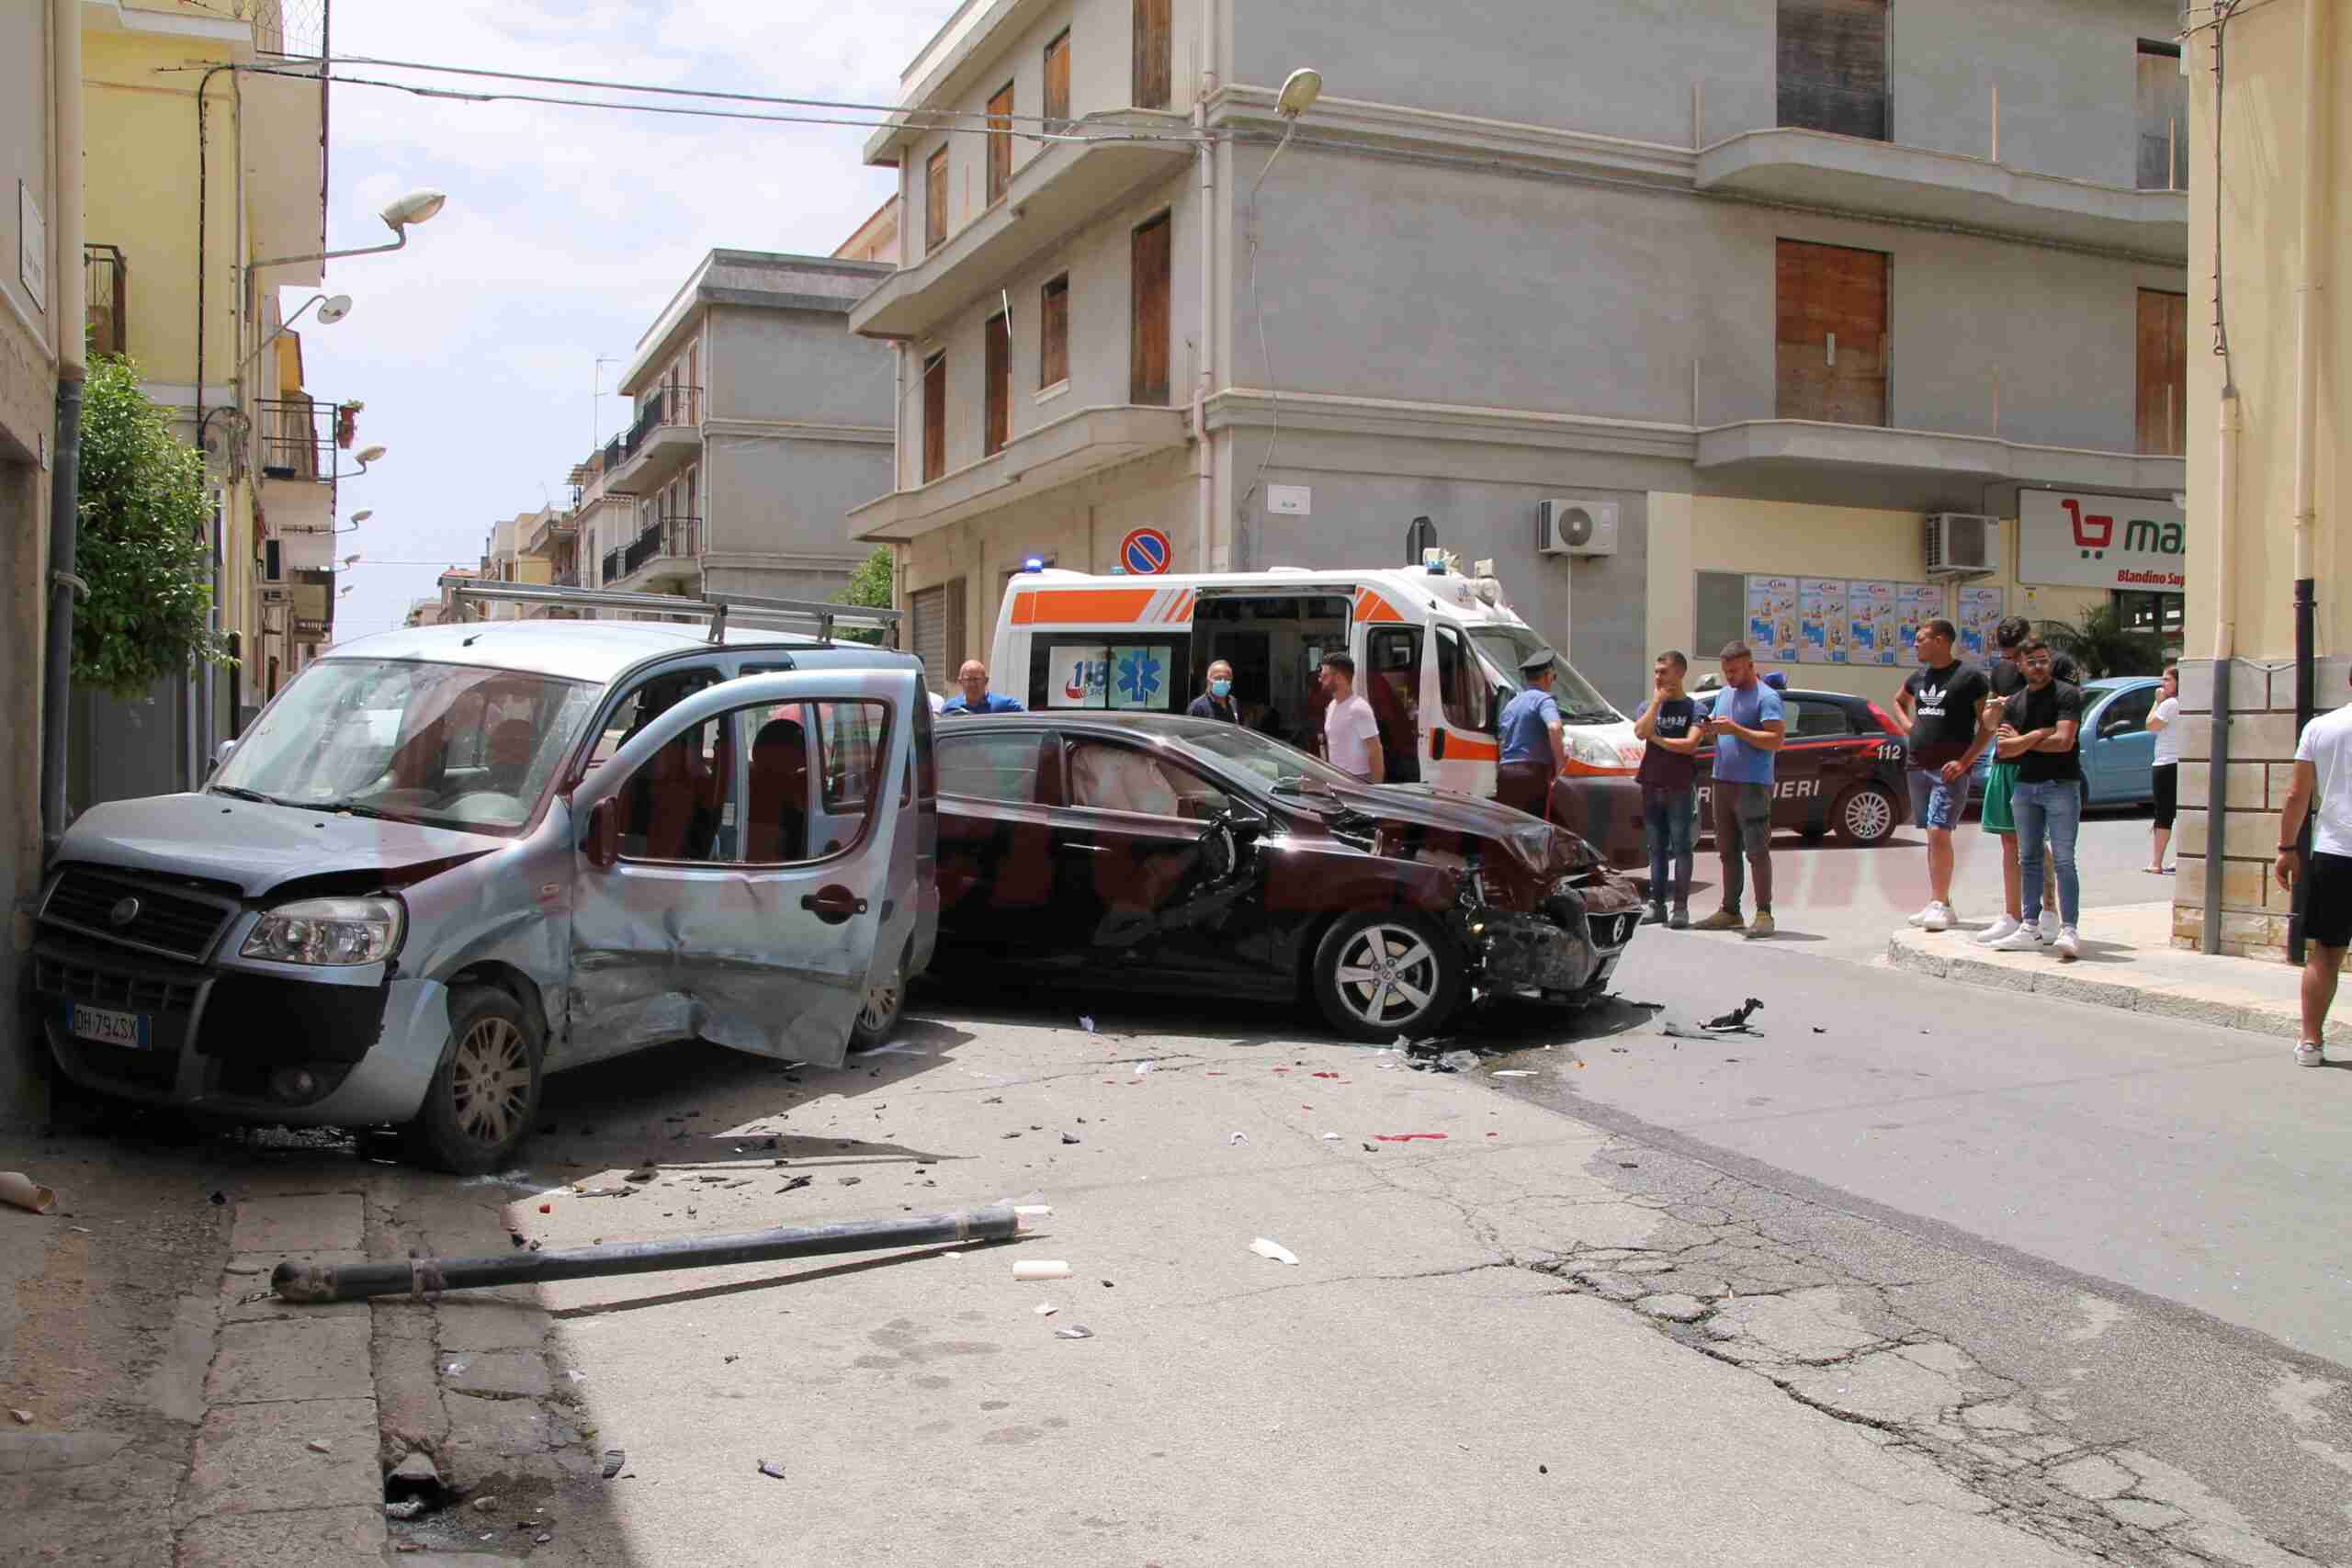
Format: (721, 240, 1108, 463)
(1133, 0, 1170, 109)
(912, 585, 948, 691)
(987, 84, 1014, 204)
(1131, 214, 1171, 406)
(985, 313, 1011, 456)
(1774, 239, 1888, 426)
(1777, 0, 1888, 141)
(1041, 276, 1069, 387)
(924, 148, 948, 254)
(922, 352, 947, 482)
(1044, 31, 1071, 131)
(2136, 289, 2188, 457)
(2135, 42, 2188, 191)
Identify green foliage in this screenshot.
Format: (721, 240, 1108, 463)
(2038, 603, 2165, 681)
(74, 355, 232, 697)
(831, 545, 896, 647)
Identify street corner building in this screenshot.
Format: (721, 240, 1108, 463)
(843, 0, 2191, 713)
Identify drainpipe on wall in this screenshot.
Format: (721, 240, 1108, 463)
(2202, 387, 2239, 956)
(2286, 0, 2331, 965)
(1193, 1, 1217, 570)
(40, 0, 85, 851)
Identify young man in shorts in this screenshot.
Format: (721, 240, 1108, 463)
(2273, 671, 2352, 1066)
(1975, 617, 2075, 945)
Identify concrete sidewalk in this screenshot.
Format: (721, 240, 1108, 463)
(1886, 900, 2345, 1045)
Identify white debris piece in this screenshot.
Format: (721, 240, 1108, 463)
(1012, 1260, 1071, 1280)
(1492, 1070, 1535, 1077)
(1133, 1061, 1156, 1077)
(1079, 1015, 1097, 1034)
(1250, 1237, 1300, 1267)
(1034, 1303, 1058, 1316)
(1012, 1204, 1053, 1217)
(1228, 1132, 1250, 1146)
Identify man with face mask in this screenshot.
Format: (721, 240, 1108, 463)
(1188, 660, 1240, 722)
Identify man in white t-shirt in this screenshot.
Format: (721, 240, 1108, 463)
(1318, 651, 1385, 784)
(2274, 676, 2352, 1066)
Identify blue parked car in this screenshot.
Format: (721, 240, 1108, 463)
(1967, 675, 2163, 810)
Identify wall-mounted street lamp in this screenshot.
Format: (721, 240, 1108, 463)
(249, 188, 450, 276)
(239, 292, 352, 378)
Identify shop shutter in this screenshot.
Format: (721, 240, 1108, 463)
(1131, 213, 1172, 406)
(1044, 31, 1071, 131)
(922, 352, 947, 483)
(924, 147, 948, 254)
(1134, 0, 1170, 109)
(985, 313, 1011, 456)
(987, 83, 1015, 205)
(2136, 289, 2188, 457)
(911, 585, 948, 692)
(1777, 0, 1888, 141)
(1040, 275, 1069, 388)
(1775, 239, 1888, 426)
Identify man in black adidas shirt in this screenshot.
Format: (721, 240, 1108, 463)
(1894, 619, 1993, 932)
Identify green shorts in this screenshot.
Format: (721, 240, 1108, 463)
(1982, 760, 2019, 835)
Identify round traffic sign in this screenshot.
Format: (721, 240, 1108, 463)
(1119, 526, 1172, 576)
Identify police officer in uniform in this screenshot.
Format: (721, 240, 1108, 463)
(1495, 648, 1567, 819)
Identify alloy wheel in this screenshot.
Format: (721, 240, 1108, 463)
(1845, 788, 1894, 842)
(449, 1016, 532, 1151)
(860, 973, 901, 1034)
(1331, 923, 1444, 1030)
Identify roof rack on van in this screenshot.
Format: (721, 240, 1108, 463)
(437, 577, 902, 648)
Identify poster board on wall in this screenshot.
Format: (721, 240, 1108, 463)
(1723, 575, 1943, 670)
(1746, 576, 1799, 664)
(1957, 586, 2007, 660)
(1798, 579, 1848, 664)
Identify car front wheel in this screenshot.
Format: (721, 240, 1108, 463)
(1833, 784, 1898, 847)
(1310, 913, 1464, 1043)
(401, 984, 543, 1176)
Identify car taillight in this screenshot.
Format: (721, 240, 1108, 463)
(1867, 702, 1905, 739)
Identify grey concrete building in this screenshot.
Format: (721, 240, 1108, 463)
(850, 0, 2189, 707)
(577, 251, 897, 605)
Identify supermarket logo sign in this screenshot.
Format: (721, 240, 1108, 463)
(2019, 488, 2187, 592)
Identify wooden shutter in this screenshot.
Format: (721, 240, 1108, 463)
(1775, 240, 1889, 425)
(1040, 275, 1069, 388)
(1044, 30, 1071, 130)
(1131, 214, 1171, 406)
(911, 584, 949, 690)
(985, 313, 1011, 456)
(2136, 42, 2188, 191)
(2136, 289, 2188, 457)
(987, 83, 1014, 205)
(1777, 0, 1888, 141)
(924, 148, 948, 254)
(1134, 0, 1171, 109)
(922, 352, 947, 482)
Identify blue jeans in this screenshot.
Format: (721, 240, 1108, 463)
(2011, 779, 2082, 927)
(1641, 785, 1697, 907)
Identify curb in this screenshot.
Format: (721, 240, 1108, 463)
(1884, 933, 2348, 1045)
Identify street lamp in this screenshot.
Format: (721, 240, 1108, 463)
(341, 554, 362, 568)
(249, 187, 450, 276)
(237, 292, 352, 378)
(350, 446, 387, 474)
(1252, 68, 1325, 205)
(349, 510, 374, 525)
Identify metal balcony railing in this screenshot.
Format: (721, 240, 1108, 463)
(601, 547, 624, 585)
(85, 245, 128, 357)
(255, 397, 337, 481)
(620, 386, 701, 461)
(620, 515, 700, 577)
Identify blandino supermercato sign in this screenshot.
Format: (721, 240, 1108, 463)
(2017, 488, 2186, 592)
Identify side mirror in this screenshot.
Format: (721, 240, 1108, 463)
(583, 797, 618, 869)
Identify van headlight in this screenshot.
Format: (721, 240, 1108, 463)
(241, 896, 406, 966)
(1563, 730, 1637, 776)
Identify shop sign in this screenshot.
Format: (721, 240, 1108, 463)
(2018, 488, 2185, 592)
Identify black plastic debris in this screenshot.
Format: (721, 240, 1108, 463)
(839, 1176, 862, 1187)
(209, 1191, 226, 1206)
(1060, 1133, 1081, 1145)
(601, 1449, 626, 1479)
(776, 1175, 813, 1193)
(1704, 998, 1763, 1031)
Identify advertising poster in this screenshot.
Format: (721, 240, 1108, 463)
(1046, 643, 1110, 708)
(2017, 489, 2186, 591)
(1799, 578, 1848, 664)
(1847, 580, 1896, 666)
(1106, 644, 1176, 710)
(1895, 583, 1944, 664)
(1958, 586, 2007, 660)
(1746, 575, 1798, 665)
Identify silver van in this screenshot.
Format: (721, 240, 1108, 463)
(30, 585, 934, 1172)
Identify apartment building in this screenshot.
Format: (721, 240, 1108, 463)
(850, 0, 2190, 706)
(570, 250, 896, 606)
(835, 196, 903, 265)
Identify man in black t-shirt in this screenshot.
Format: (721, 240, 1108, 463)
(1985, 638, 2085, 960)
(1975, 615, 2073, 945)
(1894, 618, 1993, 932)
(1634, 649, 1703, 927)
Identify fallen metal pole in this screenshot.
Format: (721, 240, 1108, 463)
(272, 1205, 1019, 1303)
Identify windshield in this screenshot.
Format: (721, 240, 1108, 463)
(1174, 724, 1365, 800)
(215, 659, 601, 836)
(1466, 625, 1621, 721)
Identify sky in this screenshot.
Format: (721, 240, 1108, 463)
(295, 0, 953, 643)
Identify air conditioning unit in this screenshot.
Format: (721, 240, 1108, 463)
(1924, 513, 1997, 577)
(1537, 498, 1619, 557)
(258, 585, 291, 606)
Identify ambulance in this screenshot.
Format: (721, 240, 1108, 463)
(985, 561, 1647, 842)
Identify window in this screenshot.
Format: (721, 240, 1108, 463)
(2113, 589, 2185, 639)
(616, 704, 729, 863)
(922, 351, 946, 482)
(987, 82, 1015, 205)
(589, 668, 718, 772)
(1040, 275, 1069, 389)
(815, 701, 885, 815)
(1435, 626, 1488, 732)
(911, 580, 967, 694)
(937, 730, 1045, 802)
(1696, 571, 1747, 658)
(1777, 0, 1888, 141)
(1131, 212, 1172, 406)
(2136, 40, 2188, 191)
(2136, 289, 2188, 457)
(1133, 0, 1170, 109)
(1367, 626, 1423, 783)
(2098, 685, 2157, 739)
(1032, 638, 1187, 710)
(1785, 701, 1852, 739)
(1776, 239, 1888, 425)
(985, 312, 1011, 456)
(1068, 741, 1228, 819)
(1043, 30, 1071, 132)
(924, 147, 948, 254)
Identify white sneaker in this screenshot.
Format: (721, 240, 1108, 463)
(1974, 916, 2021, 945)
(2295, 1043, 2324, 1067)
(2053, 926, 2081, 960)
(2038, 909, 2062, 942)
(1987, 924, 2048, 953)
(1906, 902, 1940, 928)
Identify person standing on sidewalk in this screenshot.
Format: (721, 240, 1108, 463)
(1988, 639, 2084, 960)
(1318, 652, 1385, 784)
(2148, 666, 2181, 874)
(2271, 674, 2352, 1066)
(1633, 650, 1702, 927)
(1495, 648, 1568, 819)
(1692, 642, 1785, 939)
(1976, 617, 2075, 945)
(1894, 619, 1993, 932)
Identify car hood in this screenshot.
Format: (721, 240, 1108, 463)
(1319, 783, 1600, 881)
(56, 793, 508, 898)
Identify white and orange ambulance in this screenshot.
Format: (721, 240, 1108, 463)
(986, 560, 1646, 801)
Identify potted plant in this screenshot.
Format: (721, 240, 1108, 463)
(334, 400, 364, 450)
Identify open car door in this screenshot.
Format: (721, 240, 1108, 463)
(567, 668, 921, 1070)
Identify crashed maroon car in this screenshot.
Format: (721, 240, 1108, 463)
(929, 713, 1643, 1041)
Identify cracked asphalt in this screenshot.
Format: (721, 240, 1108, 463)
(355, 920, 2351, 1568)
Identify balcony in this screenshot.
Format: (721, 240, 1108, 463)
(851, 403, 1188, 541)
(85, 245, 128, 357)
(1694, 130, 2187, 261)
(848, 116, 1193, 343)
(603, 517, 702, 592)
(255, 396, 343, 537)
(1694, 418, 2186, 496)
(601, 547, 624, 587)
(606, 387, 702, 492)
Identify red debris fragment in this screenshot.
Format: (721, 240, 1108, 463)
(1373, 1133, 1448, 1143)
(1311, 1072, 1341, 1080)
(537, 1203, 551, 1213)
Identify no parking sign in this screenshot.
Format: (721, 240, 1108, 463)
(1119, 526, 1172, 576)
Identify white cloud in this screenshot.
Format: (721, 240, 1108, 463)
(300, 0, 946, 640)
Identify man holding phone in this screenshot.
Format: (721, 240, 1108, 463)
(1691, 642, 1786, 939)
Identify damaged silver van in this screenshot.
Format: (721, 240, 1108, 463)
(31, 583, 933, 1173)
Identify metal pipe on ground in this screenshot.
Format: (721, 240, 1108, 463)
(271, 1205, 1021, 1303)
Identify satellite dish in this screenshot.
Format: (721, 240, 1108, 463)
(316, 294, 354, 325)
